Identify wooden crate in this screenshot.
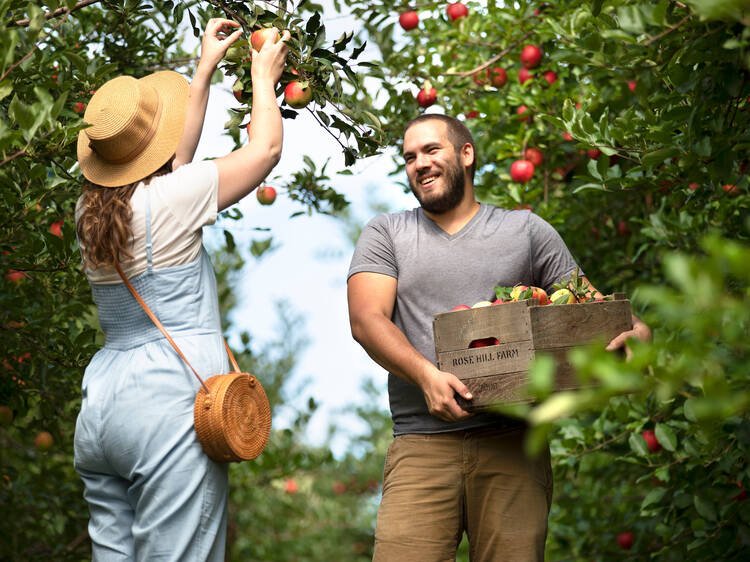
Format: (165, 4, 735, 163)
(432, 294, 632, 410)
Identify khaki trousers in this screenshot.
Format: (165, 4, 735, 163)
(373, 426, 553, 562)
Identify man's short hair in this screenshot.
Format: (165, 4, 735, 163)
(404, 114, 477, 180)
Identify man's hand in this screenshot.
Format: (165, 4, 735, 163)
(606, 315, 651, 360)
(421, 368, 474, 422)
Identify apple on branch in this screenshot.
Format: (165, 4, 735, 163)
(524, 148, 543, 167)
(399, 11, 419, 30)
(520, 45, 543, 69)
(417, 81, 437, 108)
(510, 160, 535, 183)
(256, 186, 277, 206)
(250, 27, 279, 51)
(518, 67, 533, 84)
(446, 2, 469, 21)
(284, 81, 313, 109)
(489, 67, 507, 88)
(542, 70, 557, 85)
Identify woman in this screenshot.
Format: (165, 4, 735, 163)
(74, 19, 289, 560)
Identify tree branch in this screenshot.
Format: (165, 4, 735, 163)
(9, 0, 101, 27)
(445, 31, 534, 78)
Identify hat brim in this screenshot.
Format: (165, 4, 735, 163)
(77, 71, 189, 188)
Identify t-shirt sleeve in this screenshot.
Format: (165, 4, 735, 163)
(347, 214, 398, 280)
(528, 213, 583, 291)
(152, 160, 219, 232)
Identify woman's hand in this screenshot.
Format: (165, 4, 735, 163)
(250, 29, 290, 86)
(198, 18, 243, 73)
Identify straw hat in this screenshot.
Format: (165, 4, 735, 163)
(77, 71, 188, 187)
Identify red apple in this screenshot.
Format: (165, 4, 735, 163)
(588, 149, 602, 159)
(332, 481, 347, 494)
(34, 431, 54, 451)
(731, 481, 747, 502)
(520, 45, 543, 69)
(452, 305, 471, 311)
(530, 286, 549, 305)
(0, 406, 12, 426)
(562, 132, 573, 141)
(446, 2, 468, 21)
(472, 70, 487, 86)
(417, 85, 437, 108)
(542, 70, 557, 85)
(4, 270, 26, 284)
(617, 532, 634, 550)
(642, 429, 661, 452)
(722, 184, 739, 195)
(617, 220, 630, 236)
(628, 80, 637, 93)
(510, 160, 535, 183)
(250, 27, 279, 51)
(399, 11, 419, 30)
(518, 67, 533, 84)
(465, 110, 479, 119)
(284, 478, 297, 493)
(525, 148, 543, 167)
(489, 67, 507, 87)
(469, 337, 500, 348)
(73, 102, 85, 114)
(284, 81, 313, 109)
(517, 105, 531, 122)
(491, 299, 506, 306)
(256, 186, 277, 206)
(49, 220, 63, 238)
(688, 182, 699, 191)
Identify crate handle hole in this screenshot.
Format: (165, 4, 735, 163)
(468, 337, 500, 349)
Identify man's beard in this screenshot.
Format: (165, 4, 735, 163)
(409, 154, 465, 214)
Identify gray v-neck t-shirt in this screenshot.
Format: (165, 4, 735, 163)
(348, 204, 582, 435)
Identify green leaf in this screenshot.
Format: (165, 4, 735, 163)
(655, 423, 677, 452)
(8, 96, 34, 130)
(642, 147, 679, 168)
(572, 183, 606, 193)
(684, 398, 698, 422)
(529, 354, 556, 398)
(0, 80, 12, 102)
(641, 487, 667, 510)
(629, 432, 650, 456)
(693, 495, 717, 521)
(562, 98, 575, 123)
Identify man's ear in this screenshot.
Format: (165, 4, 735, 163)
(461, 143, 475, 169)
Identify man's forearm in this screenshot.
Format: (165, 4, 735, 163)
(351, 311, 437, 389)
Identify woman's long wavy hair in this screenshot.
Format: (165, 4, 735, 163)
(76, 157, 174, 269)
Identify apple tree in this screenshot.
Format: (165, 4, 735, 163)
(335, 0, 750, 558)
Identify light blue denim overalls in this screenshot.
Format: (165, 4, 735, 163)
(74, 187, 230, 561)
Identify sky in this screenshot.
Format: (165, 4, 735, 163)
(192, 7, 421, 454)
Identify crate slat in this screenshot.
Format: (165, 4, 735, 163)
(432, 300, 533, 352)
(529, 300, 632, 349)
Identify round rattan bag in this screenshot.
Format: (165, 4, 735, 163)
(194, 364, 272, 463)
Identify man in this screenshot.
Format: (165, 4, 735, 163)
(347, 114, 650, 561)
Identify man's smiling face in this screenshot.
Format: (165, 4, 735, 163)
(403, 120, 467, 214)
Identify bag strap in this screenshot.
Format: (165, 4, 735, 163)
(114, 263, 241, 393)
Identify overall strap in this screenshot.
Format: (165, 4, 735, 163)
(115, 262, 210, 393)
(145, 187, 153, 272)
